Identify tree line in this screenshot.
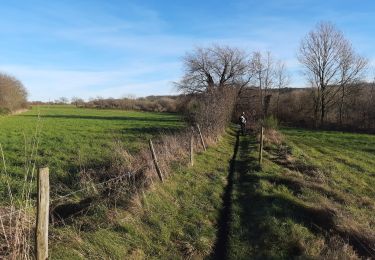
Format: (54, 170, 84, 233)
(31, 95, 183, 113)
(2, 21, 373, 132)
(178, 21, 374, 132)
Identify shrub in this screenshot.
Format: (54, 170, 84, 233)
(0, 73, 28, 112)
(263, 115, 279, 130)
(182, 88, 237, 139)
(0, 107, 10, 115)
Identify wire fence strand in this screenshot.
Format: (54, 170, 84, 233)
(51, 171, 134, 203)
(0, 171, 135, 219)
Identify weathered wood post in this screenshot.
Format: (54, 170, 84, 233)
(259, 127, 264, 165)
(36, 167, 49, 260)
(149, 139, 164, 182)
(190, 135, 194, 166)
(196, 124, 206, 151)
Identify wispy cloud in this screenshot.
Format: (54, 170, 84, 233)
(0, 0, 374, 100)
(0, 63, 180, 101)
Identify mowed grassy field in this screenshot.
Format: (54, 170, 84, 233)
(228, 128, 375, 258)
(0, 105, 183, 198)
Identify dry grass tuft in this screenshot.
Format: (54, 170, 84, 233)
(320, 235, 360, 259)
(264, 128, 284, 146)
(71, 126, 211, 211)
(0, 207, 34, 260)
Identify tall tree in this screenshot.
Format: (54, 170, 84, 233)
(298, 22, 367, 126)
(177, 45, 253, 94)
(337, 43, 368, 125)
(250, 51, 286, 118)
(274, 61, 290, 118)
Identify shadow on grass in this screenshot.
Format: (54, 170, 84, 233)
(120, 126, 182, 136)
(20, 114, 181, 123)
(212, 133, 374, 259)
(211, 131, 240, 259)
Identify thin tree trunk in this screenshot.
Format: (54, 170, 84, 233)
(259, 82, 263, 120)
(313, 88, 320, 128)
(276, 88, 280, 119)
(339, 86, 345, 126)
(320, 89, 326, 126)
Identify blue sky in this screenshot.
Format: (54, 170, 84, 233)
(0, 0, 374, 101)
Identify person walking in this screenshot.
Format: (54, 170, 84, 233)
(239, 112, 247, 135)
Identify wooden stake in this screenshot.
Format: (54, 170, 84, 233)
(259, 127, 264, 165)
(149, 139, 164, 182)
(36, 167, 49, 260)
(196, 124, 206, 151)
(190, 135, 194, 166)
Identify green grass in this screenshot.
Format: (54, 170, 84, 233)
(282, 127, 375, 199)
(228, 128, 375, 259)
(50, 129, 236, 259)
(48, 126, 374, 259)
(50, 126, 375, 259)
(0, 105, 183, 198)
(2, 106, 374, 259)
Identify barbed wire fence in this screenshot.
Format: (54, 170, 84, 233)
(0, 124, 207, 259)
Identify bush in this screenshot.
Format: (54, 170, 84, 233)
(0, 73, 28, 112)
(182, 88, 237, 139)
(82, 96, 180, 113)
(263, 115, 278, 130)
(0, 107, 10, 115)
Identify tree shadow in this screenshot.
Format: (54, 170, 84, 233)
(20, 114, 181, 123)
(119, 127, 182, 136)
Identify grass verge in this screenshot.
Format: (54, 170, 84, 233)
(228, 128, 375, 259)
(50, 128, 237, 259)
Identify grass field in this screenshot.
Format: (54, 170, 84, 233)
(50, 129, 236, 259)
(49, 126, 375, 259)
(0, 105, 183, 198)
(1, 106, 374, 258)
(228, 128, 375, 258)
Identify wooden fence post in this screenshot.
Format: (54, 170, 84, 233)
(190, 135, 194, 166)
(259, 127, 264, 166)
(36, 167, 49, 260)
(149, 139, 164, 182)
(196, 124, 206, 151)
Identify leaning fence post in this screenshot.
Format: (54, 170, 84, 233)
(196, 124, 206, 151)
(190, 135, 194, 166)
(36, 167, 49, 260)
(149, 139, 164, 182)
(259, 127, 264, 166)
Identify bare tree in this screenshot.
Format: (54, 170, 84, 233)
(337, 43, 368, 125)
(298, 22, 367, 126)
(58, 97, 69, 104)
(250, 51, 286, 118)
(275, 61, 290, 118)
(71, 97, 84, 107)
(177, 45, 253, 94)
